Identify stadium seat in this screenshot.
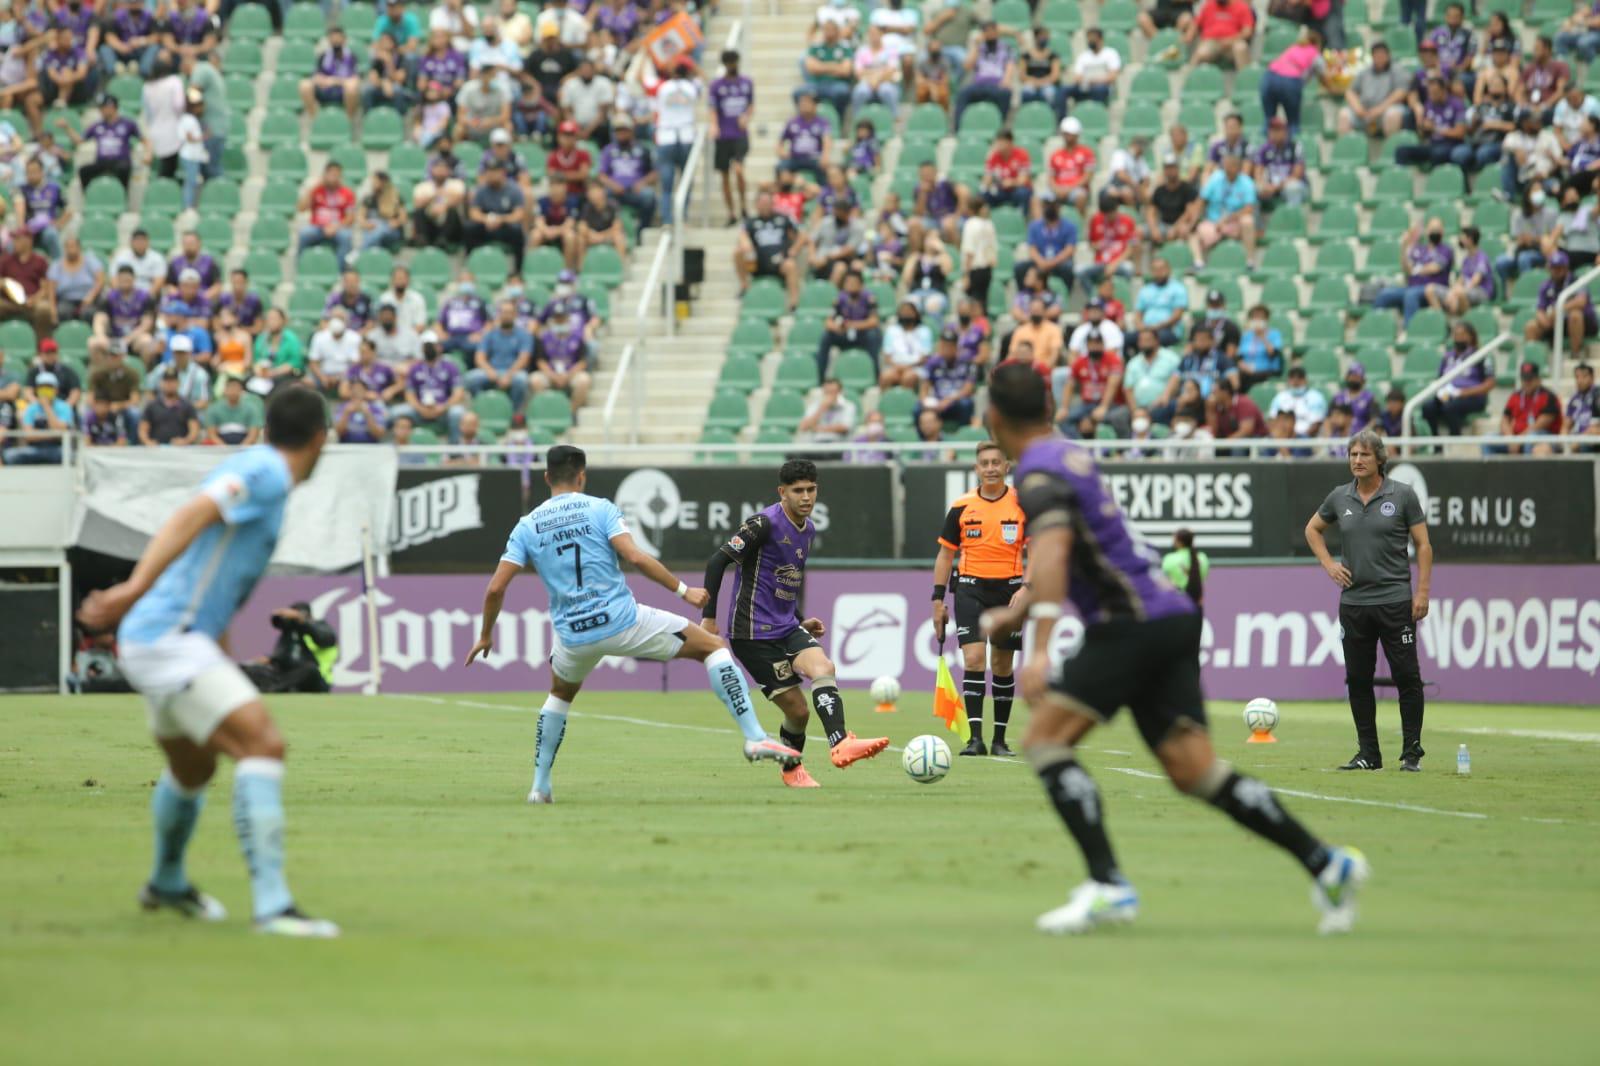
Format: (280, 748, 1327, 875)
(242, 249, 282, 289)
(464, 247, 509, 291)
(727, 320, 772, 360)
(876, 387, 918, 423)
(1178, 100, 1217, 139)
(1259, 277, 1300, 311)
(1038, 0, 1082, 34)
(1128, 68, 1171, 103)
(1307, 277, 1350, 314)
(754, 424, 794, 446)
(741, 280, 786, 322)
(705, 388, 750, 431)
(249, 216, 292, 254)
(298, 247, 341, 286)
(796, 279, 837, 315)
(697, 427, 741, 463)
(523, 246, 564, 286)
(1012, 101, 1056, 142)
(528, 391, 573, 435)
(1354, 313, 1398, 350)
(1122, 104, 1163, 141)
(1303, 312, 1347, 349)
(1260, 245, 1301, 279)
(309, 111, 352, 151)
(1265, 206, 1306, 244)
(353, 248, 395, 287)
(473, 390, 515, 433)
(958, 101, 1002, 137)
(774, 354, 818, 391)
(228, 4, 273, 40)
(410, 247, 454, 288)
(284, 4, 326, 41)
(277, 41, 317, 77)
(833, 350, 875, 393)
(84, 177, 125, 216)
(784, 317, 825, 358)
(1247, 381, 1279, 413)
(717, 353, 764, 393)
(761, 389, 808, 431)
(1368, 204, 1412, 243)
(1403, 308, 1448, 351)
(1299, 350, 1342, 383)
(1317, 170, 1362, 209)
(142, 177, 183, 216)
(1184, 66, 1225, 100)
(195, 216, 233, 252)
(199, 178, 242, 216)
(1074, 101, 1110, 143)
(581, 245, 625, 288)
(389, 143, 428, 185)
(258, 113, 299, 150)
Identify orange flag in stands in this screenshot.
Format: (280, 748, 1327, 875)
(933, 655, 971, 743)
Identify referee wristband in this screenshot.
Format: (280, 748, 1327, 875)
(1027, 602, 1064, 621)
(675, 581, 689, 599)
(932, 583, 947, 601)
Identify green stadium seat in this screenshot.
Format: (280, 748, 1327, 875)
(284, 4, 327, 41)
(1259, 244, 1301, 279)
(1299, 350, 1342, 382)
(1354, 312, 1398, 349)
(1038, 0, 1082, 33)
(288, 284, 327, 319)
(267, 74, 302, 112)
(78, 216, 120, 257)
(1265, 206, 1306, 244)
(876, 386, 918, 423)
(0, 319, 35, 357)
(1463, 306, 1499, 341)
(727, 320, 772, 359)
(228, 3, 273, 39)
(886, 425, 920, 444)
(774, 353, 818, 391)
(1177, 100, 1217, 139)
(1259, 277, 1300, 310)
(195, 216, 233, 251)
(410, 247, 453, 288)
(308, 111, 351, 151)
(1074, 101, 1110, 143)
(1100, 0, 1139, 32)
(1012, 100, 1057, 142)
(199, 178, 242, 215)
(1185, 66, 1225, 99)
(957, 101, 1002, 137)
(741, 279, 786, 322)
(761, 389, 808, 431)
(224, 75, 257, 113)
(697, 426, 740, 463)
(1307, 277, 1350, 314)
(257, 112, 299, 151)
(464, 246, 509, 291)
(341, 2, 377, 37)
(84, 177, 126, 216)
(796, 279, 837, 315)
(1128, 67, 1171, 102)
(527, 391, 573, 435)
(705, 388, 750, 431)
(1368, 204, 1412, 242)
(1200, 243, 1248, 282)
(523, 246, 564, 286)
(353, 248, 394, 287)
(753, 424, 794, 447)
(329, 144, 367, 184)
(1303, 311, 1347, 349)
(906, 102, 947, 138)
(473, 390, 516, 433)
(833, 350, 875, 393)
(992, 0, 1031, 29)
(1327, 134, 1368, 170)
(278, 40, 318, 77)
(717, 352, 764, 392)
(241, 249, 282, 289)
(784, 317, 825, 359)
(389, 143, 427, 185)
(297, 246, 341, 286)
(581, 245, 625, 287)
(248, 216, 291, 254)
(1122, 104, 1163, 141)
(1317, 170, 1362, 209)
(142, 177, 183, 215)
(1403, 308, 1449, 351)
(361, 108, 404, 151)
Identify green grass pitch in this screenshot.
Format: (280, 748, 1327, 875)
(3, 692, 1597, 1064)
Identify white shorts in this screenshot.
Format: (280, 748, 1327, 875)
(550, 604, 689, 684)
(119, 632, 261, 743)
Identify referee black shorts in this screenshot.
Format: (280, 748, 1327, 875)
(714, 136, 749, 172)
(953, 575, 1024, 652)
(730, 628, 821, 699)
(1048, 612, 1207, 751)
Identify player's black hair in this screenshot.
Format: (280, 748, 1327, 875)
(987, 362, 1052, 425)
(1173, 528, 1204, 605)
(546, 445, 587, 486)
(265, 386, 329, 449)
(778, 459, 818, 486)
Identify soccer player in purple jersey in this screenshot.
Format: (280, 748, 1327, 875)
(978, 364, 1369, 935)
(700, 460, 890, 788)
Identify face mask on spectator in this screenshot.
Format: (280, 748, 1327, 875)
(330, 318, 346, 336)
(898, 316, 915, 327)
(1530, 189, 1546, 208)
(1428, 230, 1443, 244)
(1030, 311, 1043, 324)
(1132, 416, 1150, 434)
(424, 343, 441, 361)
(458, 281, 475, 295)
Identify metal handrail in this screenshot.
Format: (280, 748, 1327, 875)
(600, 342, 638, 444)
(1550, 262, 1600, 380)
(1402, 332, 1513, 448)
(671, 123, 706, 269)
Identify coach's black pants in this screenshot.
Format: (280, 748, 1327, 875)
(1340, 600, 1425, 762)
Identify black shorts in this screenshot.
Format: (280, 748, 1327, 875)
(1150, 2, 1190, 28)
(713, 137, 749, 172)
(752, 252, 786, 279)
(730, 628, 822, 698)
(954, 575, 1024, 652)
(1049, 612, 1207, 750)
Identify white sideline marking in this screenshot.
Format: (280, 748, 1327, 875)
(396, 696, 1593, 824)
(1446, 727, 1600, 745)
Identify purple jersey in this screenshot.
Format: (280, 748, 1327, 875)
(1405, 241, 1452, 287)
(317, 46, 358, 78)
(416, 49, 468, 91)
(164, 8, 215, 45)
(957, 321, 989, 362)
(439, 293, 488, 336)
(833, 289, 875, 322)
(1568, 386, 1600, 433)
(167, 252, 219, 289)
(538, 329, 586, 372)
(848, 136, 879, 172)
(347, 360, 396, 395)
(85, 117, 139, 163)
(406, 357, 460, 405)
(709, 74, 753, 140)
(325, 290, 373, 330)
(781, 115, 829, 163)
(971, 41, 1012, 85)
(1459, 249, 1494, 300)
(1207, 135, 1250, 165)
(1426, 24, 1474, 73)
(53, 4, 96, 44)
(598, 141, 651, 189)
(40, 44, 86, 75)
(105, 287, 151, 337)
(1252, 140, 1302, 185)
(1337, 386, 1377, 433)
(161, 292, 212, 320)
(718, 501, 814, 640)
(594, 1, 639, 42)
(21, 180, 63, 224)
(219, 289, 263, 328)
(921, 354, 977, 400)
(922, 178, 958, 219)
(1437, 344, 1493, 387)
(111, 7, 156, 41)
(338, 400, 387, 443)
(82, 406, 124, 445)
(1422, 95, 1467, 142)
(1015, 437, 1195, 624)
(539, 293, 596, 328)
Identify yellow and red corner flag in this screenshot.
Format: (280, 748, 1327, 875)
(933, 655, 971, 743)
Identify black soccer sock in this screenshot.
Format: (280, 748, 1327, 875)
(811, 682, 848, 747)
(991, 674, 1015, 744)
(779, 726, 807, 761)
(962, 670, 986, 741)
(1031, 750, 1122, 884)
(1206, 770, 1330, 877)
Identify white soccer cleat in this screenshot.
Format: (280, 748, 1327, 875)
(255, 907, 341, 939)
(527, 789, 553, 805)
(743, 736, 802, 764)
(1312, 847, 1370, 935)
(1035, 880, 1139, 935)
(139, 883, 227, 922)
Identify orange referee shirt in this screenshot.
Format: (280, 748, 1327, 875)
(938, 486, 1027, 579)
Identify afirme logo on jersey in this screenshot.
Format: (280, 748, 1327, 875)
(391, 474, 484, 551)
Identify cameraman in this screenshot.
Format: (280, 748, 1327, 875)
(244, 602, 338, 694)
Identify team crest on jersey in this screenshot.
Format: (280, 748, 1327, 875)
(1380, 501, 1396, 517)
(1001, 521, 1019, 544)
(728, 534, 745, 551)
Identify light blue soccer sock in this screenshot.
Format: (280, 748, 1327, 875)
(150, 770, 205, 895)
(232, 757, 293, 920)
(705, 648, 768, 743)
(533, 697, 570, 796)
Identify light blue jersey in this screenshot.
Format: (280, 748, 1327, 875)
(121, 446, 292, 646)
(502, 491, 637, 646)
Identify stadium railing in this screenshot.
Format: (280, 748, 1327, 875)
(1402, 332, 1512, 450)
(601, 341, 639, 442)
(1551, 265, 1600, 382)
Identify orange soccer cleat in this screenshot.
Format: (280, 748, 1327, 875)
(829, 732, 890, 769)
(781, 764, 822, 788)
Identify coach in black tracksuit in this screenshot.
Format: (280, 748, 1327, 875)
(1305, 429, 1434, 773)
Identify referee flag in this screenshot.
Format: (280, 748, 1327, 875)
(933, 656, 971, 743)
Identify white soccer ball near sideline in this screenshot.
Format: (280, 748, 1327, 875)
(870, 675, 901, 706)
(1243, 698, 1281, 734)
(903, 734, 952, 784)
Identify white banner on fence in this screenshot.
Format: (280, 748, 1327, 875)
(73, 445, 397, 571)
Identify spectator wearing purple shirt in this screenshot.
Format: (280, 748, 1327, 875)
(1379, 385, 1408, 438)
(325, 269, 374, 331)
(778, 91, 832, 183)
(1420, 322, 1495, 435)
(531, 313, 591, 415)
(62, 94, 140, 189)
(1427, 3, 1475, 87)
(956, 21, 1016, 125)
(335, 378, 389, 443)
(918, 337, 980, 425)
(1374, 219, 1453, 323)
(709, 51, 753, 223)
(815, 269, 882, 380)
(1206, 112, 1251, 167)
(218, 268, 264, 333)
(1334, 361, 1378, 434)
(344, 338, 402, 404)
(1250, 117, 1308, 207)
(597, 116, 658, 224)
(1397, 77, 1468, 170)
(1565, 361, 1600, 451)
(90, 264, 159, 363)
(18, 157, 67, 258)
(909, 160, 963, 249)
(160, 0, 218, 62)
(393, 338, 467, 439)
(101, 0, 159, 79)
(166, 232, 222, 301)
(54, 0, 99, 52)
(1431, 225, 1496, 313)
(1527, 250, 1598, 350)
(39, 24, 95, 109)
(299, 25, 361, 119)
(435, 277, 490, 356)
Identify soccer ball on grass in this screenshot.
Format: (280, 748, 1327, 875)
(902, 734, 952, 783)
(1243, 698, 1280, 735)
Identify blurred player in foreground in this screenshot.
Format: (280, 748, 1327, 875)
(932, 440, 1028, 757)
(466, 446, 798, 803)
(78, 387, 340, 938)
(701, 460, 889, 788)
(979, 364, 1368, 936)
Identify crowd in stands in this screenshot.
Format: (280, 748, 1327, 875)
(712, 0, 1600, 457)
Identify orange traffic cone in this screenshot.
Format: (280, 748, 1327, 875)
(1246, 728, 1278, 744)
(874, 700, 897, 713)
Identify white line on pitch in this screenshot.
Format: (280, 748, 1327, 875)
(1445, 726, 1600, 744)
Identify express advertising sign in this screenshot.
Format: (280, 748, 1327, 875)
(232, 565, 1600, 705)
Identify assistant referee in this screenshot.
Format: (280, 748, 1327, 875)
(1304, 429, 1433, 772)
(932, 441, 1027, 757)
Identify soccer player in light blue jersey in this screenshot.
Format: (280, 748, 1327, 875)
(77, 388, 341, 939)
(465, 445, 798, 803)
